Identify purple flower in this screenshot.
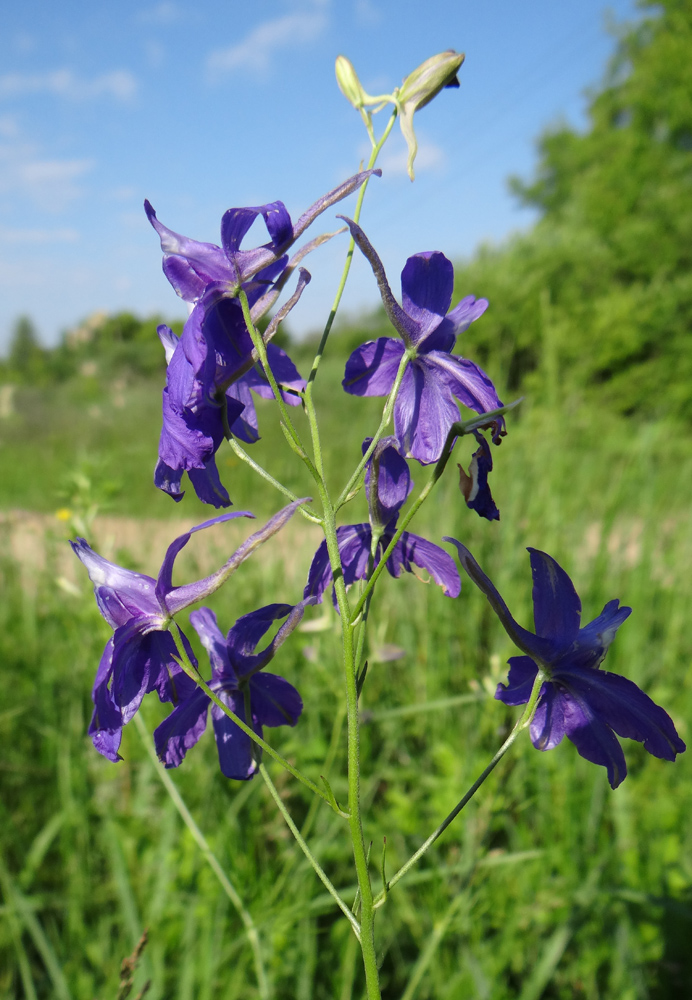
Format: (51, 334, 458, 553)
(305, 438, 460, 603)
(446, 540, 686, 788)
(72, 501, 305, 761)
(155, 324, 245, 507)
(339, 218, 504, 465)
(145, 170, 380, 304)
(154, 604, 306, 780)
(155, 307, 306, 506)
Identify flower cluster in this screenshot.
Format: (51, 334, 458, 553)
(71, 89, 684, 802)
(147, 170, 379, 507)
(305, 437, 461, 604)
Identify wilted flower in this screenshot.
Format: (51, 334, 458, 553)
(446, 541, 686, 788)
(458, 430, 499, 521)
(305, 438, 460, 603)
(340, 217, 504, 465)
(155, 603, 307, 780)
(72, 501, 305, 761)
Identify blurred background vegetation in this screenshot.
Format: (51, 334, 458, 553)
(1, 1, 691, 997)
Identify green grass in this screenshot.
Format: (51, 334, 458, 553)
(1, 360, 691, 999)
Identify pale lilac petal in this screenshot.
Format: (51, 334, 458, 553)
(424, 352, 505, 424)
(528, 549, 582, 644)
(458, 432, 499, 521)
(343, 338, 405, 397)
(386, 532, 461, 597)
(145, 200, 232, 300)
(400, 252, 453, 344)
(242, 343, 305, 405)
(158, 324, 179, 365)
(577, 600, 632, 667)
(495, 656, 539, 706)
(70, 539, 159, 625)
(443, 294, 489, 337)
(394, 360, 459, 464)
(250, 672, 303, 728)
(226, 380, 260, 443)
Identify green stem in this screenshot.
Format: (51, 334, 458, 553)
(349, 404, 516, 624)
(258, 763, 360, 938)
(133, 713, 269, 1000)
(373, 670, 546, 905)
(305, 108, 397, 392)
(336, 350, 412, 510)
(228, 438, 323, 525)
(237, 288, 319, 483)
(169, 623, 330, 806)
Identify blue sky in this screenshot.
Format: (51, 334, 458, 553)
(0, 0, 639, 351)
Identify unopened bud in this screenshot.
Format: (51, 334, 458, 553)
(398, 50, 464, 113)
(335, 55, 369, 110)
(396, 50, 465, 181)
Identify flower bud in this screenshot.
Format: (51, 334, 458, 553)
(398, 50, 464, 113)
(335, 55, 369, 110)
(396, 50, 465, 181)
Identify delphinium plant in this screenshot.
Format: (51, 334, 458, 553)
(72, 51, 686, 999)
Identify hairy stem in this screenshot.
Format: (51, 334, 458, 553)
(259, 763, 360, 937)
(373, 670, 546, 905)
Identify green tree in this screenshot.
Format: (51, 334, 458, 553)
(453, 0, 692, 420)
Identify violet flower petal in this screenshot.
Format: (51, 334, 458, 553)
(154, 686, 211, 769)
(400, 251, 454, 345)
(189, 606, 234, 678)
(528, 548, 582, 643)
(343, 337, 405, 397)
(495, 655, 539, 706)
(529, 682, 567, 751)
(458, 431, 500, 522)
(211, 694, 258, 780)
(394, 361, 460, 465)
(386, 531, 461, 597)
(555, 662, 686, 762)
(249, 672, 303, 728)
(88, 638, 123, 762)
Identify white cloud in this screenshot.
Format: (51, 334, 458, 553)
(0, 137, 95, 212)
(137, 2, 183, 24)
(377, 136, 446, 177)
(207, 4, 328, 79)
(0, 226, 79, 245)
(0, 69, 137, 103)
(355, 0, 381, 26)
